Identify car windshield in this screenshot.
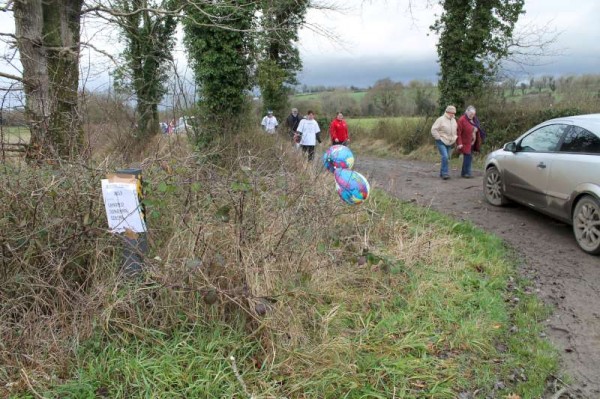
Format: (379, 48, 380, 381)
(519, 124, 569, 152)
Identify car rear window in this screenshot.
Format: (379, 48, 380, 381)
(560, 126, 600, 154)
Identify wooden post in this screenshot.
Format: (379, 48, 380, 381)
(115, 168, 148, 277)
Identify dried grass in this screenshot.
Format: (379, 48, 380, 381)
(0, 129, 558, 398)
(0, 130, 369, 393)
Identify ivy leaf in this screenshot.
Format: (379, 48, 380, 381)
(231, 181, 250, 192)
(157, 182, 168, 193)
(317, 243, 327, 253)
(215, 205, 231, 222)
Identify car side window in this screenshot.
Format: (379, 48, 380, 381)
(559, 126, 600, 154)
(519, 124, 568, 152)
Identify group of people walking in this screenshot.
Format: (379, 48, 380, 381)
(431, 105, 485, 180)
(261, 108, 350, 161)
(261, 104, 485, 173)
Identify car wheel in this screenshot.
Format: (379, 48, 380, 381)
(572, 195, 600, 255)
(484, 166, 508, 206)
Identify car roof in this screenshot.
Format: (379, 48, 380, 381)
(545, 113, 600, 134)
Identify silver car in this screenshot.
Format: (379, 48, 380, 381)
(483, 114, 600, 255)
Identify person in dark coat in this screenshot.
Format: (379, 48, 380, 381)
(456, 105, 485, 178)
(285, 108, 301, 142)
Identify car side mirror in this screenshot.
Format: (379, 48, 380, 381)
(503, 142, 517, 152)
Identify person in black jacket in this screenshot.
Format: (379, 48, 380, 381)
(285, 108, 301, 143)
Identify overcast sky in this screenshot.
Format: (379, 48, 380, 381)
(0, 0, 599, 91)
(297, 0, 600, 87)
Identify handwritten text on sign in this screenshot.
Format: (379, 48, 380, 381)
(101, 180, 147, 233)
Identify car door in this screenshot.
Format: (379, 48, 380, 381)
(502, 124, 569, 209)
(547, 125, 600, 219)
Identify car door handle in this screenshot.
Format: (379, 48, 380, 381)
(537, 162, 546, 169)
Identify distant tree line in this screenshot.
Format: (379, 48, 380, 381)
(289, 74, 600, 119)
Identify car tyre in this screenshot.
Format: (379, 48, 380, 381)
(484, 166, 508, 206)
(572, 195, 600, 255)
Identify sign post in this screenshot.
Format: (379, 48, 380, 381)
(101, 168, 148, 277)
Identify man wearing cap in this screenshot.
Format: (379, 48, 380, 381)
(285, 108, 301, 143)
(431, 105, 458, 180)
(261, 110, 279, 134)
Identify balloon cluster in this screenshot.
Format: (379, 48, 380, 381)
(322, 145, 370, 205)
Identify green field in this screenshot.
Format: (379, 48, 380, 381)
(347, 116, 424, 129)
(1, 126, 30, 143)
(295, 90, 368, 102)
(350, 91, 367, 101)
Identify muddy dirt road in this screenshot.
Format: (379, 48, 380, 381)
(361, 157, 600, 398)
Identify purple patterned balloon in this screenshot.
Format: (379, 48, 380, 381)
(334, 169, 370, 205)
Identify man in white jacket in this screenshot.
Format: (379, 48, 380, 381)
(261, 110, 279, 134)
(296, 110, 321, 161)
(431, 105, 458, 180)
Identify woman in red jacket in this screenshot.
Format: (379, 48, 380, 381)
(456, 105, 483, 178)
(329, 112, 349, 146)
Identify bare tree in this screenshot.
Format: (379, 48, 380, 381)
(501, 20, 563, 75)
(368, 78, 402, 117)
(519, 81, 527, 95)
(6, 0, 85, 159)
(533, 78, 545, 94)
(504, 77, 517, 97)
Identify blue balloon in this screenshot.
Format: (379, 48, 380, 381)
(323, 145, 355, 173)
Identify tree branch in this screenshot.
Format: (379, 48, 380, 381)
(0, 71, 23, 82)
(83, 4, 186, 17)
(0, 0, 13, 12)
(81, 41, 119, 66)
(0, 32, 17, 40)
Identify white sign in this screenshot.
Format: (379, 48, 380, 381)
(101, 179, 147, 233)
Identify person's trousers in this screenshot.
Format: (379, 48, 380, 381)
(435, 140, 453, 177)
(331, 140, 348, 146)
(302, 145, 315, 161)
(461, 153, 473, 177)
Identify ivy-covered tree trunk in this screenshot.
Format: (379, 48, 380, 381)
(256, 60, 287, 116)
(184, 1, 256, 137)
(434, 0, 473, 108)
(431, 0, 524, 109)
(257, 0, 308, 117)
(14, 0, 84, 159)
(113, 0, 176, 141)
(135, 97, 160, 141)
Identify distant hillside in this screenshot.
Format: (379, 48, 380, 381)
(294, 91, 368, 102)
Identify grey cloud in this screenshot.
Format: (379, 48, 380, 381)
(298, 56, 440, 87)
(298, 50, 600, 88)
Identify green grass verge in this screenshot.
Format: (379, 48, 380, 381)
(16, 190, 557, 399)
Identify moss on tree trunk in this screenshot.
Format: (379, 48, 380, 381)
(14, 0, 84, 160)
